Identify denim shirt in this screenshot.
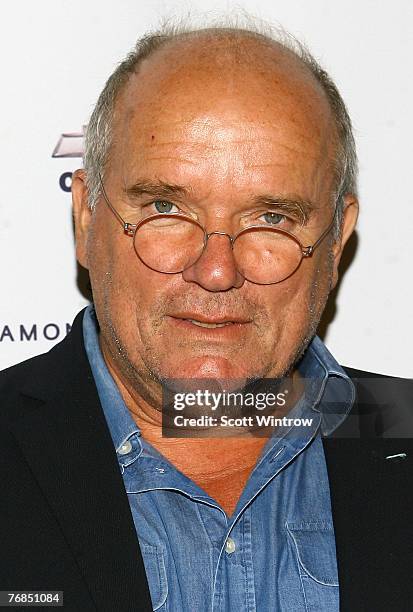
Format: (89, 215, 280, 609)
(83, 305, 354, 611)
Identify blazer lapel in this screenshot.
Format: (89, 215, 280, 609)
(9, 310, 153, 611)
(323, 374, 413, 611)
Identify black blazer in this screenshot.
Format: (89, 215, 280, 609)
(1, 309, 412, 611)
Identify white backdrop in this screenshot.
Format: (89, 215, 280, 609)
(0, 0, 412, 376)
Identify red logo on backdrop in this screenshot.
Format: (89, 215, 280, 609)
(52, 129, 85, 192)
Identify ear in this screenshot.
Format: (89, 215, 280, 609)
(331, 193, 359, 289)
(72, 169, 93, 270)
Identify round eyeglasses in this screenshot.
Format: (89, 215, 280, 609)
(99, 175, 337, 285)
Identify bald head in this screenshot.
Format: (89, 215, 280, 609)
(118, 30, 334, 131)
(110, 33, 335, 206)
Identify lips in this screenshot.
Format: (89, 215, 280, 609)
(169, 312, 251, 326)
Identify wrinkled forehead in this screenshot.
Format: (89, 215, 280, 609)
(109, 34, 337, 185)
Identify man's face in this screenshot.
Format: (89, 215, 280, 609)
(74, 38, 356, 402)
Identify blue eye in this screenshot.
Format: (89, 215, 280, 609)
(262, 212, 285, 225)
(154, 200, 177, 214)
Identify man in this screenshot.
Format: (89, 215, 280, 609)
(1, 22, 412, 612)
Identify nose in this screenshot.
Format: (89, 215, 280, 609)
(182, 232, 245, 291)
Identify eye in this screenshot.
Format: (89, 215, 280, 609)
(152, 200, 179, 214)
(260, 211, 286, 225)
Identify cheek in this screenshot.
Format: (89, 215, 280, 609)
(262, 255, 332, 336)
(86, 223, 141, 328)
(98, 253, 174, 350)
(263, 276, 310, 322)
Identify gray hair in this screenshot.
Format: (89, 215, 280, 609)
(84, 18, 358, 238)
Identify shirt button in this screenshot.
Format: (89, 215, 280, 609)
(225, 537, 236, 554)
(118, 440, 132, 455)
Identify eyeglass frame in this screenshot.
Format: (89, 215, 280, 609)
(98, 173, 338, 284)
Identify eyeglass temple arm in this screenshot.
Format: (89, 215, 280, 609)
(98, 173, 135, 234)
(302, 202, 339, 257)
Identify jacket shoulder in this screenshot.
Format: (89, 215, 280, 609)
(342, 365, 392, 379)
(340, 365, 413, 438)
(0, 352, 50, 418)
(0, 308, 88, 423)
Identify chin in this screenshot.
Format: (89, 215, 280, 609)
(159, 355, 258, 383)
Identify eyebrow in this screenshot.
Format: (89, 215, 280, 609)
(251, 196, 316, 223)
(124, 179, 190, 199)
(124, 180, 316, 222)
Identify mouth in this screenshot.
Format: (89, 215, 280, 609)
(186, 319, 233, 328)
(167, 313, 251, 332)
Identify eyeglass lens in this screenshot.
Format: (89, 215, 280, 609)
(133, 215, 304, 284)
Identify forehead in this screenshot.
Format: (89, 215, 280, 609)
(109, 35, 337, 196)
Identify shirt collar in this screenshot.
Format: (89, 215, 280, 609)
(298, 335, 355, 436)
(83, 304, 355, 450)
(82, 304, 141, 454)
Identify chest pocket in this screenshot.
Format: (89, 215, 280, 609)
(139, 543, 168, 611)
(286, 521, 339, 611)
